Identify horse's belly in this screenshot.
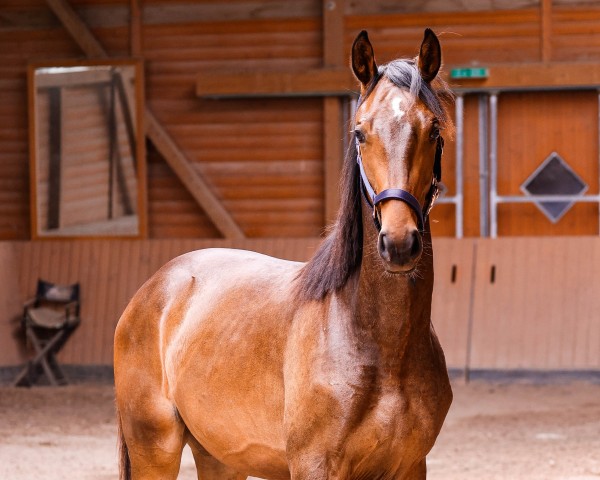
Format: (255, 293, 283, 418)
(173, 363, 290, 479)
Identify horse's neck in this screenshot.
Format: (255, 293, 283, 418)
(351, 206, 434, 371)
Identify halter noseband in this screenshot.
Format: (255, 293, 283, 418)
(355, 88, 443, 232)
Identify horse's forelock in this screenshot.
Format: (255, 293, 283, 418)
(380, 59, 454, 131)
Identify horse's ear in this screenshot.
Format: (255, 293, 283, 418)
(418, 28, 441, 83)
(351, 30, 378, 89)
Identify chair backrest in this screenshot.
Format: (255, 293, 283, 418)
(36, 279, 80, 304)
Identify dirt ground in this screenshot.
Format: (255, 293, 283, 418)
(1, 380, 599, 480)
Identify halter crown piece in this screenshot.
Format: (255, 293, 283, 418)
(355, 94, 443, 232)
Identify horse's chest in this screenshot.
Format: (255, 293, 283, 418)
(344, 382, 450, 475)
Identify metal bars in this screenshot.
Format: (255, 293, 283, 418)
(436, 93, 464, 238)
(465, 87, 600, 238)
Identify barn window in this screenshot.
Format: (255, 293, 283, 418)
(520, 152, 588, 223)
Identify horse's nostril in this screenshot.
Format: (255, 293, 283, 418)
(409, 230, 422, 258)
(378, 229, 422, 267)
(378, 232, 392, 262)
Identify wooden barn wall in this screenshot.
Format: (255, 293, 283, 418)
(2, 237, 600, 373)
(3, 1, 600, 239)
(143, 11, 325, 238)
(2, 2, 600, 374)
(1, 238, 322, 367)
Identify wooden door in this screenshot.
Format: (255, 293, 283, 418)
(495, 90, 599, 236)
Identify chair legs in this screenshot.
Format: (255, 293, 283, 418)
(13, 327, 71, 387)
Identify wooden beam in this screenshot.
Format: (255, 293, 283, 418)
(541, 0, 552, 62)
(196, 68, 356, 99)
(45, 0, 245, 238)
(145, 110, 245, 239)
(322, 0, 346, 226)
(323, 0, 344, 68)
(45, 0, 108, 58)
(130, 0, 142, 57)
(445, 62, 600, 92)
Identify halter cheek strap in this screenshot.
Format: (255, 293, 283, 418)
(356, 137, 442, 232)
(354, 83, 443, 232)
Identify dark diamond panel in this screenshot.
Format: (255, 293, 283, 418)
(521, 153, 587, 223)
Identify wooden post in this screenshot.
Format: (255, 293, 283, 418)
(541, 0, 552, 62)
(130, 0, 142, 57)
(323, 0, 346, 226)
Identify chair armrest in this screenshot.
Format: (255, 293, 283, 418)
(23, 297, 37, 309)
(64, 301, 80, 322)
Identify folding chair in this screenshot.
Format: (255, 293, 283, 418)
(13, 279, 81, 387)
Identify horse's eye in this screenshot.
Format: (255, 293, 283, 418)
(430, 126, 440, 141)
(354, 129, 366, 143)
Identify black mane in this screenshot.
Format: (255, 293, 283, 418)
(295, 60, 454, 301)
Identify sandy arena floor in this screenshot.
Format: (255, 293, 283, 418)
(0, 380, 599, 479)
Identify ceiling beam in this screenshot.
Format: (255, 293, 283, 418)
(322, 0, 347, 226)
(196, 68, 356, 99)
(445, 62, 600, 92)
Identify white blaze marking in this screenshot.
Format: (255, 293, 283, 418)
(392, 96, 405, 119)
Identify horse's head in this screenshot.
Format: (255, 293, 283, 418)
(351, 29, 450, 274)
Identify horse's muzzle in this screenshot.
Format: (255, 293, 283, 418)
(377, 228, 422, 273)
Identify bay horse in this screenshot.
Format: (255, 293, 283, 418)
(114, 28, 454, 480)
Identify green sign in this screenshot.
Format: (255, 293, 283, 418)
(450, 67, 489, 79)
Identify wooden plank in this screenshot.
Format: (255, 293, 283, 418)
(345, 0, 540, 15)
(323, 97, 343, 225)
(0, 243, 25, 366)
(431, 238, 476, 372)
(142, 1, 320, 25)
(445, 62, 600, 91)
(322, 0, 346, 226)
(130, 0, 142, 56)
(541, 0, 553, 61)
(323, 0, 344, 68)
(196, 68, 356, 98)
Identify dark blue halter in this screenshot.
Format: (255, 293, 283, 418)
(355, 89, 443, 232)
